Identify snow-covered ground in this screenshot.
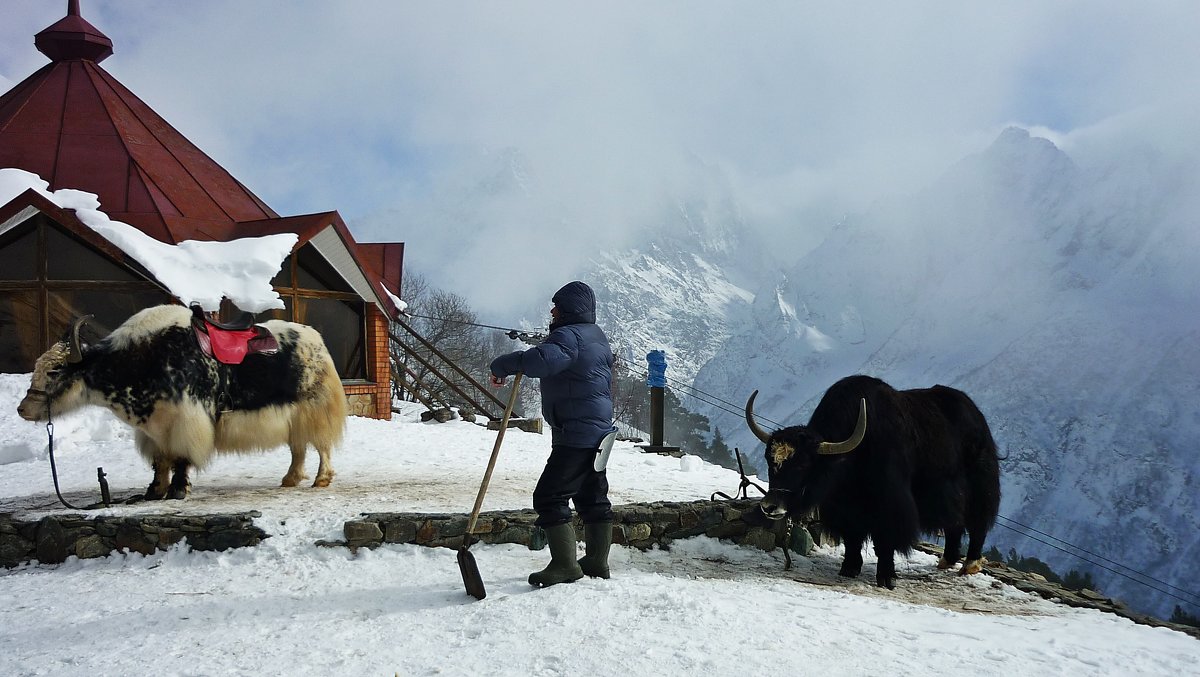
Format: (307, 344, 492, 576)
(0, 373, 1194, 676)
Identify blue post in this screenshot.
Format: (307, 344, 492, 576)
(646, 350, 667, 388)
(641, 350, 678, 454)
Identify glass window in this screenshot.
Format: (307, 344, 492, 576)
(0, 220, 38, 280)
(0, 290, 40, 373)
(45, 225, 141, 281)
(295, 296, 366, 379)
(46, 288, 173, 346)
(252, 296, 292, 324)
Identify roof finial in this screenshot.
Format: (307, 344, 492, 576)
(35, 0, 114, 64)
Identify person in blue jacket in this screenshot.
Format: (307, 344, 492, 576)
(490, 281, 615, 587)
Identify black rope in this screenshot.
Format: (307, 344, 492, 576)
(709, 448, 767, 501)
(45, 411, 85, 511)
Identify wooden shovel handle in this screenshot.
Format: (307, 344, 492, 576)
(463, 373, 524, 544)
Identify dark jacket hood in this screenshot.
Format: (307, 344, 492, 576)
(551, 281, 596, 327)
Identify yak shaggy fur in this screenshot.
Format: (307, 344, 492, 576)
(18, 304, 347, 499)
(750, 374, 1001, 589)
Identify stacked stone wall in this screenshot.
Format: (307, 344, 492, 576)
(0, 512, 266, 566)
(328, 499, 810, 554)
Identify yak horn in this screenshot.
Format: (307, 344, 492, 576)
(818, 398, 867, 455)
(744, 390, 772, 444)
(67, 315, 92, 364)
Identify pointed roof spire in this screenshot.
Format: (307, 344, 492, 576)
(35, 0, 114, 64)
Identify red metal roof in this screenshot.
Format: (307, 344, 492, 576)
(0, 58, 278, 244)
(34, 0, 113, 64)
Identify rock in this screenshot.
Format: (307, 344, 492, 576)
(35, 517, 69, 564)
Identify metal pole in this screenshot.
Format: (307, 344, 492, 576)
(650, 386, 665, 447)
(638, 350, 679, 455)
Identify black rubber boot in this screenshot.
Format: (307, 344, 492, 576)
(528, 523, 584, 587)
(578, 521, 613, 579)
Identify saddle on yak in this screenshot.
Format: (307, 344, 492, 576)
(190, 304, 279, 365)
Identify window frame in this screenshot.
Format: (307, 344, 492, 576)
(256, 244, 370, 383)
(0, 214, 170, 373)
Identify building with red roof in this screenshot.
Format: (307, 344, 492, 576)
(0, 1, 403, 419)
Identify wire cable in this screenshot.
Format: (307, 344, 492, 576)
(993, 520, 1199, 607)
(615, 342, 786, 428)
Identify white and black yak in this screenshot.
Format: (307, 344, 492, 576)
(17, 304, 346, 499)
(745, 374, 1001, 588)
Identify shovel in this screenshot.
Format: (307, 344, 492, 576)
(458, 372, 523, 600)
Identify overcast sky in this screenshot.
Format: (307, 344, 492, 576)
(3, 1, 1199, 311)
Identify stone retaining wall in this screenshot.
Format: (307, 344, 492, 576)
(325, 499, 813, 554)
(0, 511, 267, 566)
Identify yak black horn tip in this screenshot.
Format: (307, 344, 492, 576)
(67, 314, 93, 364)
(744, 389, 771, 444)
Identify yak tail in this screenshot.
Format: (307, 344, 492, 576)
(294, 352, 348, 451)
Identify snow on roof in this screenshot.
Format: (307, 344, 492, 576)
(1, 168, 294, 313)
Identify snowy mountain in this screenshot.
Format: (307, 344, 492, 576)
(690, 127, 1200, 619)
(499, 156, 774, 383)
(584, 190, 763, 381)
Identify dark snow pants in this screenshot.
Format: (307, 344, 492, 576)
(532, 445, 613, 527)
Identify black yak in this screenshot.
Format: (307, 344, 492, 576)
(18, 304, 346, 499)
(745, 374, 1001, 588)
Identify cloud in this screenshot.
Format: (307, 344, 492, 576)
(3, 1, 1198, 316)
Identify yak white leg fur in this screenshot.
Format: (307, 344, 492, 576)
(281, 443, 307, 487)
(959, 558, 985, 575)
(312, 442, 334, 488)
(288, 386, 342, 488)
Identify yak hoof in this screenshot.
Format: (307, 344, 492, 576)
(280, 475, 302, 488)
(311, 477, 332, 488)
(937, 557, 957, 570)
(959, 559, 984, 575)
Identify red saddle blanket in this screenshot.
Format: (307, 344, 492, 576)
(192, 318, 279, 365)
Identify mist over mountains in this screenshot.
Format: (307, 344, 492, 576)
(363, 123, 1197, 619)
(678, 126, 1198, 619)
(546, 124, 1196, 619)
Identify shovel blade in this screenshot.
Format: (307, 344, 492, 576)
(458, 546, 487, 600)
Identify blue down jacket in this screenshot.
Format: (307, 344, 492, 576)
(490, 281, 614, 448)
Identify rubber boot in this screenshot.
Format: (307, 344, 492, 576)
(578, 521, 613, 579)
(528, 523, 584, 587)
